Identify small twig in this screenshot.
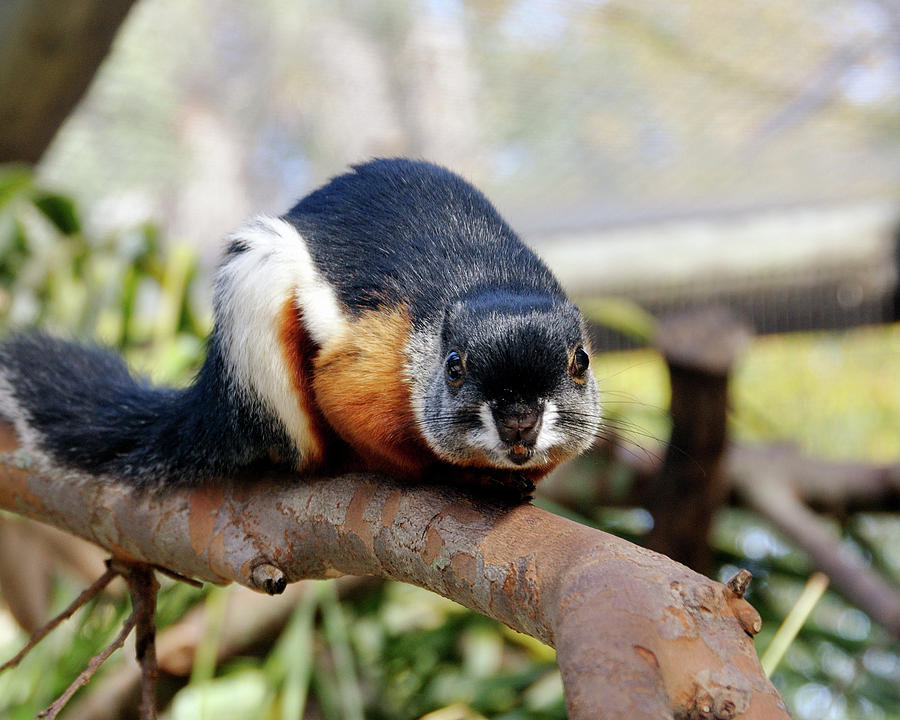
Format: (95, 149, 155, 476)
(726, 568, 753, 598)
(0, 564, 118, 673)
(122, 564, 160, 720)
(152, 564, 203, 588)
(37, 612, 136, 719)
(252, 562, 287, 595)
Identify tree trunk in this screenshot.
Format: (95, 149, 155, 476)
(644, 308, 751, 572)
(0, 0, 136, 163)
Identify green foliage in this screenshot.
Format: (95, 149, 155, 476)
(348, 584, 561, 720)
(0, 164, 208, 383)
(153, 582, 565, 720)
(733, 327, 900, 463)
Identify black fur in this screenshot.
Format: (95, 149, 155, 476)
(0, 333, 294, 487)
(445, 294, 583, 404)
(285, 158, 566, 325)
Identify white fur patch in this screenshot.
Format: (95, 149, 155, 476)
(0, 372, 60, 475)
(0, 373, 35, 450)
(475, 402, 503, 451)
(215, 216, 347, 458)
(535, 400, 562, 453)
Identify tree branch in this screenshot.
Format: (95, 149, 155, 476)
(644, 308, 752, 572)
(729, 448, 900, 639)
(729, 444, 900, 515)
(37, 611, 136, 720)
(117, 562, 159, 720)
(544, 435, 900, 637)
(0, 422, 787, 719)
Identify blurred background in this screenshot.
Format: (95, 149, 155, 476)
(0, 1, 899, 718)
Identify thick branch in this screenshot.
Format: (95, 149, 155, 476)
(545, 437, 900, 639)
(0, 423, 787, 719)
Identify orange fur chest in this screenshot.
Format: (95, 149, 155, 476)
(309, 306, 434, 475)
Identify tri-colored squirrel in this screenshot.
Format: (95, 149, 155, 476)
(0, 159, 600, 493)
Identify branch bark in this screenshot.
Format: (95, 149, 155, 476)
(0, 422, 787, 719)
(543, 436, 900, 640)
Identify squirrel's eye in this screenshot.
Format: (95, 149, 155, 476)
(570, 346, 590, 380)
(445, 350, 465, 387)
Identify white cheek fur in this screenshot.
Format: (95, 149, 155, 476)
(403, 327, 441, 442)
(475, 403, 503, 452)
(535, 400, 562, 453)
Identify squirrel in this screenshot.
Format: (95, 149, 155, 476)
(0, 159, 600, 494)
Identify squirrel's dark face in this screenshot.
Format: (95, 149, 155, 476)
(411, 294, 600, 472)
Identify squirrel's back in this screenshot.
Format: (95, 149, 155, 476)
(285, 159, 566, 322)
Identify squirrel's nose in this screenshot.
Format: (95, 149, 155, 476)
(494, 407, 542, 448)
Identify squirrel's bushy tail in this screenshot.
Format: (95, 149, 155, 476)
(0, 332, 292, 488)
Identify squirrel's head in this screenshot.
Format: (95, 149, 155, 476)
(410, 292, 601, 473)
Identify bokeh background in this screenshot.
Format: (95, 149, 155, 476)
(38, 1, 900, 237)
(1, 1, 899, 719)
